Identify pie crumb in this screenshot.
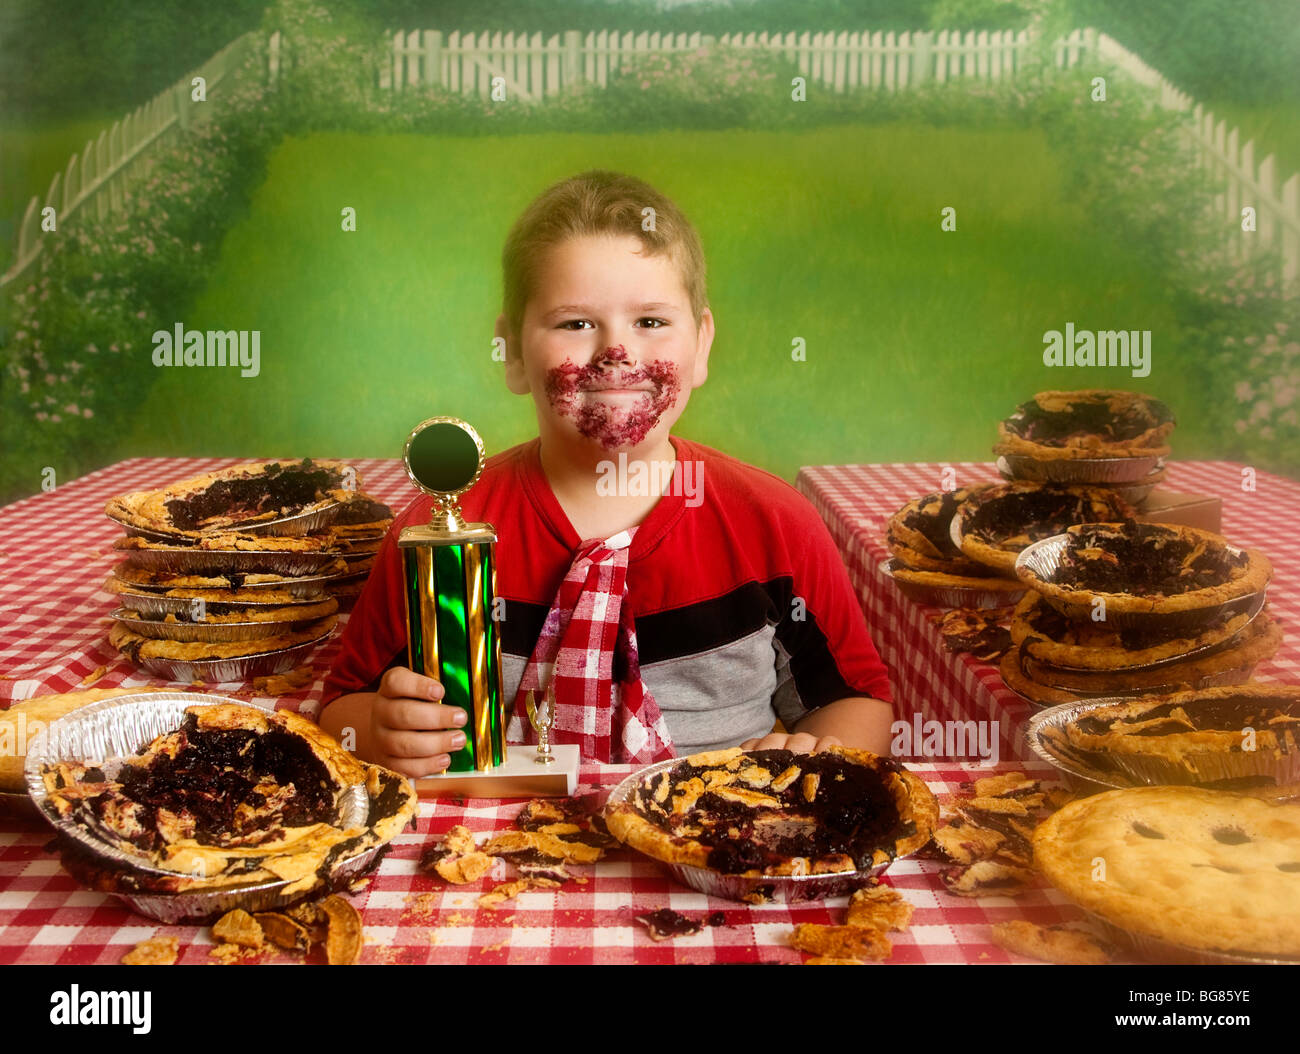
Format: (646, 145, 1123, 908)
(78, 666, 107, 687)
(791, 923, 892, 960)
(121, 935, 179, 965)
(991, 920, 1111, 965)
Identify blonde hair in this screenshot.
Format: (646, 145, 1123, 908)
(501, 170, 708, 343)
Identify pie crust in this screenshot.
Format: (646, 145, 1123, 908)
(1019, 522, 1272, 617)
(41, 703, 416, 896)
(106, 459, 356, 538)
(956, 483, 1135, 576)
(888, 562, 1027, 593)
(604, 746, 937, 877)
(122, 597, 338, 625)
(1002, 614, 1279, 701)
(103, 578, 331, 607)
(1032, 786, 1300, 957)
(111, 563, 348, 591)
(994, 390, 1175, 461)
(887, 486, 993, 573)
(1011, 591, 1255, 670)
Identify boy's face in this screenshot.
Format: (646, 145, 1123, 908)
(501, 234, 713, 453)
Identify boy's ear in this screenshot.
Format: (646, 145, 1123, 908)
(691, 307, 715, 389)
(497, 314, 530, 395)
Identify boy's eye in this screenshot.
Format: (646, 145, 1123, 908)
(557, 320, 592, 330)
(638, 318, 668, 329)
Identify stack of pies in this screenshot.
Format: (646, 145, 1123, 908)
(1002, 521, 1277, 705)
(1033, 785, 1300, 962)
(994, 390, 1174, 502)
(884, 486, 1027, 606)
(103, 460, 392, 682)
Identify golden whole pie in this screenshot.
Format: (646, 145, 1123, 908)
(1033, 786, 1300, 958)
(40, 703, 415, 897)
(605, 746, 937, 877)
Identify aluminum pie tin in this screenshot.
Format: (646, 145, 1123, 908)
(124, 631, 332, 683)
(111, 566, 343, 595)
(23, 692, 375, 922)
(1083, 911, 1300, 966)
(996, 452, 1165, 485)
(884, 558, 1024, 610)
(119, 546, 343, 576)
(1026, 695, 1300, 792)
(109, 608, 325, 644)
(114, 590, 332, 619)
(235, 502, 345, 538)
(1015, 533, 1266, 634)
(605, 760, 901, 904)
(1006, 658, 1257, 709)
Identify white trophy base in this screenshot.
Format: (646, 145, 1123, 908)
(413, 744, 580, 799)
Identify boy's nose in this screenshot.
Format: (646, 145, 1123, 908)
(596, 344, 630, 364)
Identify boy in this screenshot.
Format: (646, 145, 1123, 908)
(320, 171, 894, 775)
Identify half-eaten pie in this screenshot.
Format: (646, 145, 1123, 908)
(1017, 521, 1272, 618)
(994, 389, 1175, 461)
(956, 482, 1135, 576)
(106, 459, 355, 539)
(40, 703, 416, 897)
(887, 487, 994, 575)
(604, 746, 938, 877)
(1032, 786, 1300, 958)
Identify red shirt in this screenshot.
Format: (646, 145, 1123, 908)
(323, 437, 892, 754)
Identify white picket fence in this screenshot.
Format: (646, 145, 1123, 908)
(377, 27, 1068, 98)
(0, 33, 257, 290)
(1094, 33, 1300, 286)
(5, 25, 1297, 291)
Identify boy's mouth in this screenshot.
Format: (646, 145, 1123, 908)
(545, 360, 682, 449)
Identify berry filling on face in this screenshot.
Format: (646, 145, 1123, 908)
(545, 355, 682, 449)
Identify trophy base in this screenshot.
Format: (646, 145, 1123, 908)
(414, 744, 581, 799)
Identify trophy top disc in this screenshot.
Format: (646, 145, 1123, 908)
(403, 417, 486, 501)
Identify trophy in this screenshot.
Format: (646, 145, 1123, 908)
(400, 417, 578, 797)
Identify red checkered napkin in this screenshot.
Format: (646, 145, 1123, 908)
(506, 528, 673, 764)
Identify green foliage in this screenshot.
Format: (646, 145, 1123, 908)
(1065, 0, 1300, 105)
(927, 0, 1039, 32)
(0, 0, 268, 120)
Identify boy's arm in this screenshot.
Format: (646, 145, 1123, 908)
(742, 696, 894, 756)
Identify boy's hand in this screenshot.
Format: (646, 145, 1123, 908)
(738, 732, 842, 754)
(371, 667, 467, 777)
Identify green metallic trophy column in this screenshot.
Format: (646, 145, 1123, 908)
(399, 417, 507, 773)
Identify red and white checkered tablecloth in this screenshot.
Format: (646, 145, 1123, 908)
(796, 461, 1300, 763)
(0, 457, 1210, 964)
(0, 760, 1086, 965)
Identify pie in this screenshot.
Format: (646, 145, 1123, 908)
(1000, 613, 1280, 704)
(887, 487, 994, 575)
(931, 607, 1014, 660)
(1018, 521, 1271, 618)
(887, 561, 1028, 596)
(1011, 591, 1254, 671)
(121, 597, 338, 626)
(1041, 684, 1300, 778)
(40, 703, 416, 897)
(114, 532, 334, 554)
(106, 459, 356, 538)
(1032, 786, 1300, 958)
(955, 482, 1135, 576)
(103, 578, 332, 608)
(110, 563, 348, 591)
(994, 390, 1175, 461)
(109, 617, 336, 664)
(604, 746, 937, 877)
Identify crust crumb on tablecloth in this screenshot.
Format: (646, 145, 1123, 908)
(121, 935, 179, 965)
(991, 920, 1112, 965)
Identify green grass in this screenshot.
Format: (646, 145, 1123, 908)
(103, 124, 1203, 480)
(0, 113, 120, 274)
